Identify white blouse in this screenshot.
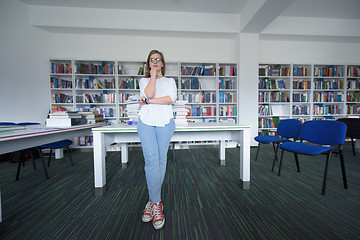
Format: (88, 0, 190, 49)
(138, 77, 177, 127)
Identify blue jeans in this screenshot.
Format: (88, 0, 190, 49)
(137, 117, 175, 204)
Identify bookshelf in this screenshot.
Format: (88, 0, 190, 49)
(346, 65, 360, 115)
(74, 60, 117, 122)
(258, 63, 359, 136)
(258, 64, 291, 135)
(50, 60, 238, 123)
(50, 59, 74, 112)
(179, 62, 238, 123)
(292, 64, 312, 122)
(50, 59, 238, 147)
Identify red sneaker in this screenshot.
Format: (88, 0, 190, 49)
(152, 202, 165, 230)
(142, 200, 152, 223)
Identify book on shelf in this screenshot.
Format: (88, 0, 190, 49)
(219, 65, 236, 76)
(259, 65, 290, 76)
(76, 62, 114, 75)
(181, 64, 215, 76)
(258, 105, 273, 116)
(181, 77, 201, 89)
(347, 66, 360, 77)
(51, 77, 72, 89)
(314, 65, 342, 77)
(219, 106, 237, 117)
(219, 78, 233, 89)
(293, 67, 309, 76)
(51, 63, 72, 74)
(119, 78, 139, 89)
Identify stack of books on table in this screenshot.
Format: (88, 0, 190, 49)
(125, 95, 140, 125)
(173, 100, 189, 125)
(79, 112, 105, 124)
(46, 111, 86, 127)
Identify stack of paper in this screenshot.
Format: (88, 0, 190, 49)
(173, 100, 189, 125)
(125, 95, 140, 125)
(46, 111, 85, 127)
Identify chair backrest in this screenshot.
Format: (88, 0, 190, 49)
(276, 119, 302, 139)
(299, 120, 347, 145)
(16, 122, 41, 126)
(0, 122, 17, 126)
(337, 118, 360, 137)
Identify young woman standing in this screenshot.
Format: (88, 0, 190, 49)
(137, 50, 177, 230)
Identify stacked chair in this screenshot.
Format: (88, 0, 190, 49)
(337, 118, 360, 156)
(254, 119, 302, 171)
(278, 120, 348, 195)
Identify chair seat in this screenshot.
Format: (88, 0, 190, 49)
(254, 135, 285, 144)
(280, 141, 334, 155)
(39, 140, 73, 149)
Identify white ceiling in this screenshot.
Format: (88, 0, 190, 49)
(19, 0, 360, 19)
(18, 0, 360, 42)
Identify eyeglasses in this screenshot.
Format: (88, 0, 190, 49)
(149, 58, 162, 63)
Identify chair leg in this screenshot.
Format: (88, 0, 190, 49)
(294, 153, 300, 173)
(278, 149, 285, 176)
(351, 138, 356, 156)
(16, 150, 25, 181)
(48, 149, 53, 167)
(254, 143, 261, 161)
(321, 152, 332, 195)
(271, 143, 279, 171)
(67, 147, 74, 166)
(38, 148, 50, 180)
(339, 150, 348, 189)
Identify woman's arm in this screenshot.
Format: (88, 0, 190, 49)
(144, 69, 157, 98)
(148, 96, 173, 105)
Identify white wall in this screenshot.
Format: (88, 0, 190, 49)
(1, 1, 359, 146)
(260, 40, 360, 64)
(0, 0, 53, 123)
(53, 34, 238, 63)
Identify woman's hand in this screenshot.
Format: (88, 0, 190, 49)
(140, 97, 146, 105)
(150, 68, 158, 78)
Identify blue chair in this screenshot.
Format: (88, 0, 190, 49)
(337, 118, 360, 156)
(15, 122, 46, 180)
(254, 119, 302, 171)
(16, 122, 41, 126)
(38, 139, 74, 168)
(278, 120, 347, 195)
(0, 122, 17, 126)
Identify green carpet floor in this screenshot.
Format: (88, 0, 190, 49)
(0, 142, 359, 240)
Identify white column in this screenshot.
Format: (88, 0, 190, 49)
(238, 33, 260, 146)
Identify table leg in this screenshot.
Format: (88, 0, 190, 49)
(0, 188, 2, 222)
(93, 132, 106, 196)
(219, 140, 225, 165)
(121, 143, 128, 168)
(240, 129, 251, 189)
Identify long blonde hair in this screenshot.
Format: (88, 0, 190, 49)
(144, 50, 166, 78)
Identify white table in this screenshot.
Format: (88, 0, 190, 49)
(0, 123, 104, 222)
(92, 122, 251, 196)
